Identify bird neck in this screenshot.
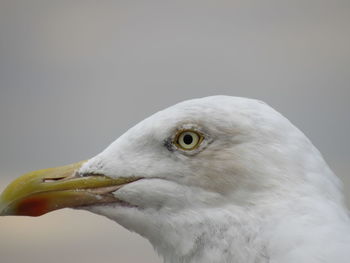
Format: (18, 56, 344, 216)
(145, 194, 350, 263)
(146, 206, 270, 263)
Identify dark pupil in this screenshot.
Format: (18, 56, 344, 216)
(183, 134, 193, 145)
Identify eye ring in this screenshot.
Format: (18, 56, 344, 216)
(174, 130, 204, 151)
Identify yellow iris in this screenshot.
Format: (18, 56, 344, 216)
(175, 130, 204, 150)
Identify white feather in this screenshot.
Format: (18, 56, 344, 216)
(79, 96, 350, 263)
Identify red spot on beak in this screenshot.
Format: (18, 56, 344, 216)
(17, 197, 49, 217)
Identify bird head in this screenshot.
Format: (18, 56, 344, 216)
(0, 96, 341, 261)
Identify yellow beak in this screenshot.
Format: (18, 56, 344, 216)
(0, 161, 139, 217)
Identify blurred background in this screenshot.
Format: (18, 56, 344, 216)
(0, 0, 349, 262)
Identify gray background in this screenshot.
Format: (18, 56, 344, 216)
(0, 1, 349, 263)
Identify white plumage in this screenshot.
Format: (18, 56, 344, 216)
(74, 95, 350, 263)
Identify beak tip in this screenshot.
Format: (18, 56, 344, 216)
(0, 193, 13, 216)
(0, 205, 10, 216)
(0, 198, 14, 216)
(0, 199, 7, 216)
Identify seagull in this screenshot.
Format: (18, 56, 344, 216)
(1, 95, 350, 263)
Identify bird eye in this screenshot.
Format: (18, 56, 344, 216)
(175, 130, 203, 150)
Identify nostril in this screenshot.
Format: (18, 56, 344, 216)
(42, 177, 67, 183)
